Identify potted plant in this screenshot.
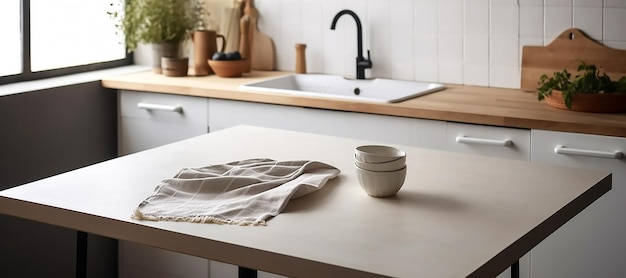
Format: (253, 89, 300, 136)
(537, 61, 626, 113)
(109, 0, 201, 73)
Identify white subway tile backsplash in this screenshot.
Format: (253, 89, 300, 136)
(544, 5, 573, 40)
(490, 35, 519, 88)
(520, 5, 543, 37)
(439, 34, 463, 83)
(573, 0, 602, 8)
(439, 62, 464, 84)
(438, 2, 464, 34)
(604, 41, 626, 50)
(371, 53, 391, 79)
(390, 0, 414, 60)
(280, 0, 300, 31)
(545, 0, 573, 7)
(414, 34, 439, 63)
(463, 64, 489, 86)
(519, 36, 544, 65)
(490, 36, 519, 67)
(519, 37, 544, 49)
(257, 0, 280, 40)
(302, 44, 322, 74)
(301, 0, 323, 32)
(414, 34, 439, 82)
(604, 0, 626, 8)
(573, 7, 603, 41)
(519, 0, 544, 6)
(391, 56, 415, 81)
(464, 35, 489, 64)
(245, 0, 626, 89)
(414, 2, 438, 34)
(604, 8, 626, 41)
(439, 34, 463, 63)
(369, 0, 391, 59)
(490, 65, 520, 88)
(465, 0, 489, 5)
(464, 2, 489, 35)
(323, 52, 345, 76)
(490, 3, 519, 36)
(414, 61, 439, 82)
(300, 0, 324, 73)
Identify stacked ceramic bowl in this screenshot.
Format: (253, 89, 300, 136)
(354, 145, 407, 197)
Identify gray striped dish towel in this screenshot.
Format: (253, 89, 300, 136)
(132, 158, 340, 225)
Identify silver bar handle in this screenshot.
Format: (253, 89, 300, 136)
(137, 102, 182, 113)
(456, 135, 512, 147)
(554, 145, 624, 159)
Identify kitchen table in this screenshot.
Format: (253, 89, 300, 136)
(0, 125, 611, 277)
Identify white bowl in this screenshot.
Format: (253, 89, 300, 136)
(355, 164, 407, 197)
(354, 155, 406, 172)
(355, 145, 406, 163)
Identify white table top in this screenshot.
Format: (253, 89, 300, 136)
(0, 125, 611, 277)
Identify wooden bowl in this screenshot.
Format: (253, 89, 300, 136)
(208, 59, 248, 78)
(545, 91, 626, 113)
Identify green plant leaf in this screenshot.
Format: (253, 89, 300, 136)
(109, 0, 202, 52)
(536, 60, 626, 110)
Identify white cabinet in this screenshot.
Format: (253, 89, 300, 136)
(118, 90, 210, 278)
(446, 122, 531, 161)
(207, 98, 446, 278)
(119, 91, 625, 278)
(208, 98, 447, 150)
(119, 90, 208, 155)
(445, 122, 531, 278)
(530, 130, 626, 278)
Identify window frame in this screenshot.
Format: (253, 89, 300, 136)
(0, 0, 133, 86)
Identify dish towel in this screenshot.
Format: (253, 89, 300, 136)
(132, 158, 340, 226)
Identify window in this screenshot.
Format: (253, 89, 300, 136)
(0, 0, 131, 85)
(0, 1, 21, 77)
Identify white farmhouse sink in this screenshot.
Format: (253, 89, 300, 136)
(240, 74, 445, 103)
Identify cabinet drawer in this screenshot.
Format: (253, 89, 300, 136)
(119, 118, 208, 155)
(207, 98, 305, 132)
(447, 122, 530, 161)
(531, 129, 626, 167)
(118, 90, 208, 155)
(208, 98, 446, 149)
(531, 129, 626, 278)
(120, 90, 207, 126)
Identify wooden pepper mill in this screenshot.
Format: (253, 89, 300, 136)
(239, 14, 251, 73)
(295, 43, 307, 74)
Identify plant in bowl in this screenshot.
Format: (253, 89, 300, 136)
(537, 61, 626, 112)
(108, 0, 202, 73)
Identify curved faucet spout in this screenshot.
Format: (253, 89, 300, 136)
(330, 9, 372, 79)
(331, 10, 364, 59)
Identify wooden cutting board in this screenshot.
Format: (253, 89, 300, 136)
(521, 28, 626, 92)
(243, 0, 275, 71)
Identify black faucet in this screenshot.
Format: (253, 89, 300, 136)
(330, 9, 372, 80)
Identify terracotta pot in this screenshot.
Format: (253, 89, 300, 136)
(545, 91, 626, 113)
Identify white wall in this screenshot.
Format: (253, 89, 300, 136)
(136, 0, 626, 89)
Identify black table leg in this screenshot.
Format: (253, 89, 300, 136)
(76, 231, 87, 278)
(511, 260, 519, 278)
(239, 266, 258, 278)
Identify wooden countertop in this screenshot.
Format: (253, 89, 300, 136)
(0, 125, 611, 277)
(101, 70, 626, 137)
